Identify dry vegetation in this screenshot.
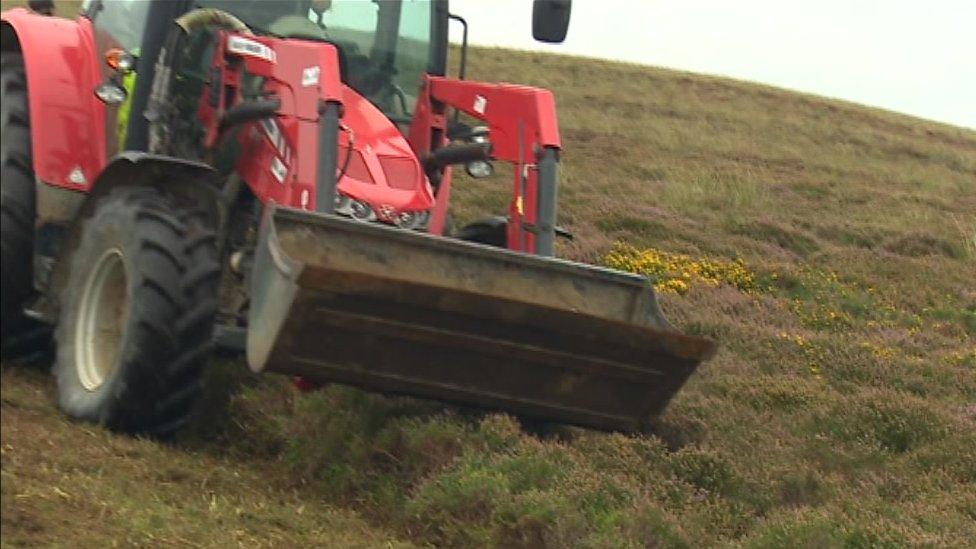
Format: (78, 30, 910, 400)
(3, 2, 976, 546)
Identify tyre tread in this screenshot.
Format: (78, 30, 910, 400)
(55, 188, 220, 438)
(1, 52, 37, 344)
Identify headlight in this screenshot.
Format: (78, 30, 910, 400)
(94, 82, 127, 105)
(394, 210, 427, 230)
(394, 211, 416, 229)
(465, 160, 494, 179)
(349, 200, 376, 222)
(334, 194, 353, 215)
(470, 126, 490, 143)
(335, 192, 427, 230)
(393, 210, 430, 231)
(465, 126, 493, 178)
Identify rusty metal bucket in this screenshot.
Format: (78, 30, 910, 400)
(247, 205, 715, 432)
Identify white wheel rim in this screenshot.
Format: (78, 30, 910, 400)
(75, 248, 128, 391)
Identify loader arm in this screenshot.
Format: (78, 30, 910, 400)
(408, 75, 562, 255)
(191, 29, 345, 213)
(185, 26, 435, 222)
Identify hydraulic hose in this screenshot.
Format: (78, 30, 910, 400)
(218, 98, 281, 131)
(425, 142, 492, 170)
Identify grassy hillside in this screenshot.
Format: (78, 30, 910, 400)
(3, 4, 976, 546)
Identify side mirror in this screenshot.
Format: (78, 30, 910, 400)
(532, 0, 572, 43)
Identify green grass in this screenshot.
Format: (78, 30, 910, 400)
(0, 368, 412, 547)
(3, 1, 976, 546)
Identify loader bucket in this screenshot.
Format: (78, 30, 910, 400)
(247, 205, 716, 432)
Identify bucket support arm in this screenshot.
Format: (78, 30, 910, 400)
(192, 30, 345, 213)
(407, 76, 562, 256)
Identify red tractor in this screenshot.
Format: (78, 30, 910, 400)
(0, 0, 713, 437)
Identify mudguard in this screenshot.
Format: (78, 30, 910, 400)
(1, 8, 105, 189)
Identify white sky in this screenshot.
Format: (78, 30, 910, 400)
(449, 0, 976, 129)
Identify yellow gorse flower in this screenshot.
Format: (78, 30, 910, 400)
(604, 243, 757, 294)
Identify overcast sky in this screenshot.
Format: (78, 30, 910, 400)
(450, 0, 976, 129)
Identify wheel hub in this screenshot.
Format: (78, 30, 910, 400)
(75, 248, 128, 391)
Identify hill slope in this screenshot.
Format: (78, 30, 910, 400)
(3, 30, 975, 549)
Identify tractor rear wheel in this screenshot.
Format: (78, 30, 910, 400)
(0, 52, 37, 343)
(54, 187, 220, 437)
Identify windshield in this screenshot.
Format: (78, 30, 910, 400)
(198, 0, 432, 117)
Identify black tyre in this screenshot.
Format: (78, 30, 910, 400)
(0, 52, 36, 341)
(457, 215, 508, 247)
(54, 187, 220, 437)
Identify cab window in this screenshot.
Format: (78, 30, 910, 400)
(87, 0, 151, 52)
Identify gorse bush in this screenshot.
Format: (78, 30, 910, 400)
(604, 242, 758, 294)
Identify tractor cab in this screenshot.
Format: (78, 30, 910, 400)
(81, 0, 569, 155)
(197, 0, 438, 122)
(80, 0, 451, 227)
(82, 0, 446, 158)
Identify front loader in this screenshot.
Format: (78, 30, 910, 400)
(0, 0, 714, 437)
